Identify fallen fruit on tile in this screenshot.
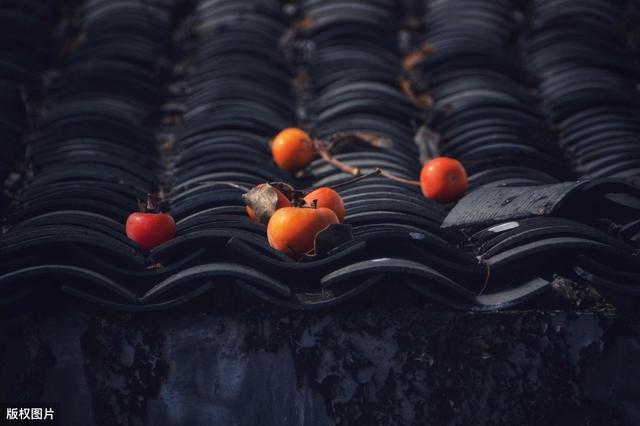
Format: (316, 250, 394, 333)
(271, 127, 316, 172)
(267, 206, 339, 257)
(420, 157, 468, 203)
(243, 183, 292, 224)
(125, 194, 175, 251)
(304, 187, 345, 223)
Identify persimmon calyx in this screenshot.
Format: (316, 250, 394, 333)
(268, 181, 298, 200)
(139, 193, 161, 213)
(291, 197, 308, 208)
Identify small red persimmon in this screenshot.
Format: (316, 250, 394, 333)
(125, 194, 175, 251)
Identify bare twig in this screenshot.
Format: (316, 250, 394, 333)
(198, 181, 251, 192)
(313, 139, 360, 176)
(379, 169, 421, 187)
(325, 169, 382, 191)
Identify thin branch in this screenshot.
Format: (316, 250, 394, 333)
(326, 169, 382, 191)
(314, 139, 360, 176)
(379, 169, 421, 186)
(200, 181, 251, 192)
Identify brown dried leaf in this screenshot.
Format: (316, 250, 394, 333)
(295, 16, 314, 31)
(400, 78, 432, 109)
(242, 184, 281, 225)
(402, 42, 434, 71)
(268, 181, 296, 200)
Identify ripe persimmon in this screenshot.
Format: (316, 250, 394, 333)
(267, 207, 339, 257)
(126, 194, 175, 251)
(271, 128, 315, 172)
(419, 157, 467, 203)
(245, 184, 291, 224)
(304, 187, 345, 223)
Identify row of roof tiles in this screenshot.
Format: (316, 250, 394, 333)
(1, 0, 639, 312)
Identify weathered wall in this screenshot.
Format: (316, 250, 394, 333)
(1, 308, 639, 425)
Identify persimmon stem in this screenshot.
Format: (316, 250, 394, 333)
(313, 139, 360, 176)
(145, 193, 159, 212)
(379, 169, 421, 186)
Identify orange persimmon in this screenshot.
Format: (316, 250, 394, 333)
(420, 157, 467, 203)
(304, 187, 345, 223)
(267, 207, 339, 257)
(271, 128, 315, 172)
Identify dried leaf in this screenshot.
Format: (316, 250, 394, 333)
(295, 16, 314, 31)
(242, 184, 281, 225)
(268, 181, 296, 200)
(402, 42, 434, 71)
(400, 78, 432, 109)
